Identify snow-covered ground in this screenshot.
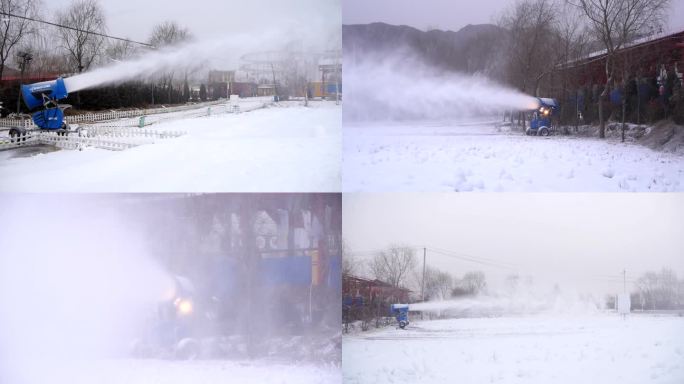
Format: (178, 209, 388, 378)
(0, 101, 340, 192)
(343, 120, 684, 192)
(343, 314, 684, 384)
(3, 358, 340, 384)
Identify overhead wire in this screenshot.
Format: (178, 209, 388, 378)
(0, 11, 154, 48)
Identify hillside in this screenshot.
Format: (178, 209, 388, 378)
(343, 22, 507, 75)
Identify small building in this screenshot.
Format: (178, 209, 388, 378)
(207, 70, 236, 99)
(565, 29, 684, 86)
(343, 275, 411, 307)
(314, 58, 342, 99)
(231, 82, 258, 98)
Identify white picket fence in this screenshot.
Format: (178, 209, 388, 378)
(0, 129, 185, 152)
(0, 96, 273, 130)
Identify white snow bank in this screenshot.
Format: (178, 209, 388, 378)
(0, 101, 341, 192)
(343, 120, 684, 192)
(343, 314, 684, 384)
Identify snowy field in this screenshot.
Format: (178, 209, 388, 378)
(3, 358, 340, 384)
(343, 314, 684, 384)
(0, 101, 340, 192)
(343, 120, 684, 192)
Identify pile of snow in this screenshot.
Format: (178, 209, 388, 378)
(343, 120, 684, 192)
(0, 101, 340, 192)
(343, 314, 684, 384)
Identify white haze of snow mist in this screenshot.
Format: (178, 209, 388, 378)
(409, 289, 603, 318)
(0, 195, 174, 384)
(343, 52, 540, 121)
(64, 22, 339, 93)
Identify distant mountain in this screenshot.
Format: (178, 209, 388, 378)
(343, 22, 507, 75)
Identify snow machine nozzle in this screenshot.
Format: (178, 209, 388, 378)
(21, 78, 70, 130)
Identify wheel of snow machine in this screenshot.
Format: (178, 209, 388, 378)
(175, 338, 200, 360)
(399, 321, 407, 329)
(9, 128, 26, 143)
(538, 127, 550, 136)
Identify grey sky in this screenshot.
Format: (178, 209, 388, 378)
(343, 193, 684, 296)
(45, 0, 340, 43)
(343, 0, 684, 33)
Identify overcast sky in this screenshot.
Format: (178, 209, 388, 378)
(343, 193, 684, 296)
(343, 0, 684, 33)
(45, 0, 340, 43)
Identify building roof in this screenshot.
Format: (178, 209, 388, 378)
(566, 29, 684, 68)
(343, 274, 412, 292)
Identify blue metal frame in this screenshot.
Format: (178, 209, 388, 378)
(390, 303, 409, 328)
(529, 98, 559, 134)
(21, 78, 69, 130)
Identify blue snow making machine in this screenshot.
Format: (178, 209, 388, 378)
(526, 97, 559, 136)
(8, 78, 73, 139)
(391, 303, 410, 329)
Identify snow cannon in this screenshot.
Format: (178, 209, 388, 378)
(21, 78, 71, 131)
(526, 97, 559, 137)
(132, 275, 202, 360)
(391, 303, 410, 329)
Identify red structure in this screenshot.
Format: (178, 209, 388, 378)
(564, 30, 684, 86)
(343, 275, 411, 305)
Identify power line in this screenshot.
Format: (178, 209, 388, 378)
(0, 11, 153, 48)
(428, 246, 518, 268)
(427, 248, 517, 270)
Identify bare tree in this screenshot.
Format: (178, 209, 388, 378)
(424, 266, 453, 300)
(552, 4, 590, 132)
(148, 21, 191, 104)
(499, 0, 557, 127)
(369, 245, 416, 288)
(105, 39, 137, 62)
(0, 0, 37, 80)
(56, 0, 106, 74)
(460, 271, 487, 295)
(569, 0, 670, 138)
(18, 29, 70, 78)
(635, 267, 681, 310)
(341, 240, 358, 276)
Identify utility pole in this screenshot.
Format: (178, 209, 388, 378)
(16, 52, 33, 113)
(421, 247, 426, 301)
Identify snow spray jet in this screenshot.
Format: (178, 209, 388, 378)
(0, 195, 175, 384)
(408, 289, 602, 317)
(63, 22, 339, 93)
(343, 51, 540, 121)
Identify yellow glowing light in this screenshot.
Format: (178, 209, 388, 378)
(177, 299, 193, 315)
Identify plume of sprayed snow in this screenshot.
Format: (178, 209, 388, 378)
(343, 51, 540, 122)
(0, 195, 174, 384)
(409, 285, 603, 318)
(64, 22, 339, 93)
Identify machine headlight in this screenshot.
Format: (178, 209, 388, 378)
(176, 299, 193, 315)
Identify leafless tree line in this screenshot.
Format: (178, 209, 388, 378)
(1, 0, 199, 107)
(498, 0, 676, 135)
(632, 267, 683, 310)
(344, 244, 488, 301)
